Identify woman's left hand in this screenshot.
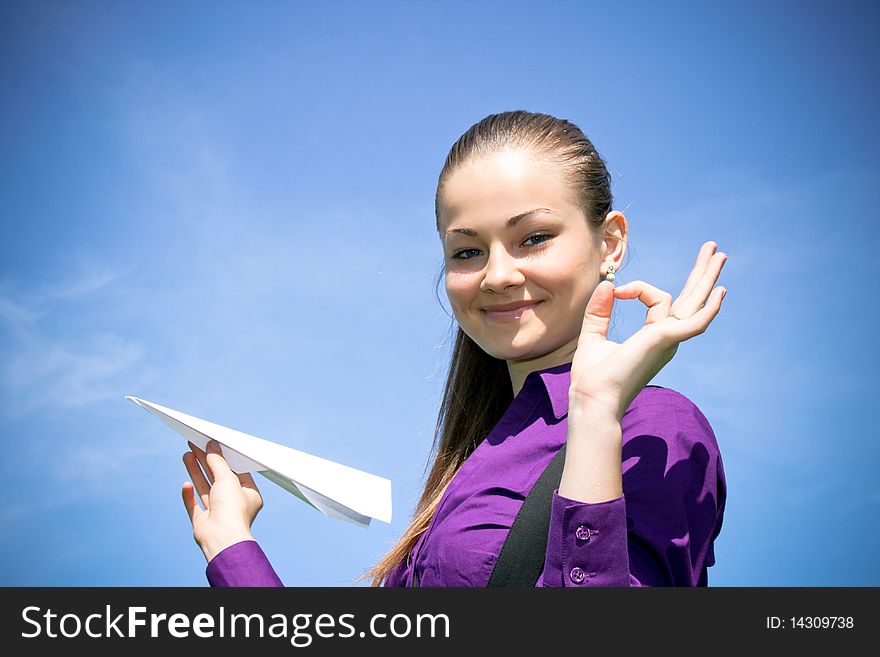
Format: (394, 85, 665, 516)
(569, 240, 728, 422)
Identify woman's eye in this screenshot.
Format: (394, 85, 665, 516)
(451, 233, 553, 260)
(451, 248, 480, 260)
(523, 233, 552, 247)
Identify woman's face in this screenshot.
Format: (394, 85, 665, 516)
(438, 149, 624, 373)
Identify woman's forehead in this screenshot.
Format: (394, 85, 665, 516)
(444, 150, 562, 196)
(439, 157, 578, 234)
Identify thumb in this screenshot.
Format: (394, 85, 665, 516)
(577, 280, 615, 344)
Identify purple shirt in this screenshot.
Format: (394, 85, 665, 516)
(206, 361, 726, 587)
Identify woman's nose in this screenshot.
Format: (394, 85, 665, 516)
(480, 248, 525, 293)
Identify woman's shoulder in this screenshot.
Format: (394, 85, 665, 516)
(629, 384, 704, 410)
(622, 385, 720, 455)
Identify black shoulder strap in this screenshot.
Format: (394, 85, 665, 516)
(487, 443, 567, 586)
(410, 443, 567, 588)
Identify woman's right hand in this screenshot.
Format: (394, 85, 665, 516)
(181, 439, 264, 563)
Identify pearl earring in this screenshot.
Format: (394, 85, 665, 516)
(603, 265, 616, 282)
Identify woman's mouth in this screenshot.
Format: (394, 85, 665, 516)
(481, 301, 543, 322)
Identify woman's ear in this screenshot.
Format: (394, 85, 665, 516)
(601, 211, 628, 270)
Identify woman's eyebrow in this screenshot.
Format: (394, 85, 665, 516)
(444, 207, 553, 239)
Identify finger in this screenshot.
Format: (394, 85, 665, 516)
(183, 450, 212, 511)
(205, 439, 238, 484)
(237, 470, 259, 491)
(679, 241, 718, 300)
(676, 251, 727, 317)
(670, 285, 727, 342)
(181, 481, 204, 524)
(577, 279, 615, 346)
(612, 280, 673, 324)
(188, 441, 214, 485)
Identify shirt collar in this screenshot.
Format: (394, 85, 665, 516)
(525, 360, 573, 421)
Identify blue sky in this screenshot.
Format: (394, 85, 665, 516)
(1, 0, 877, 586)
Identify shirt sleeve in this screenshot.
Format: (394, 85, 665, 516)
(536, 387, 726, 587)
(205, 539, 284, 587)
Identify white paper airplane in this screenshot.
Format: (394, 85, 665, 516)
(125, 396, 392, 528)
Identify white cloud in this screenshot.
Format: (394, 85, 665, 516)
(37, 264, 138, 303)
(0, 267, 155, 419)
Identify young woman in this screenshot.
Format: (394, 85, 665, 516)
(181, 110, 728, 587)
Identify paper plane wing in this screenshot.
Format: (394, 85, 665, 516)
(125, 396, 392, 528)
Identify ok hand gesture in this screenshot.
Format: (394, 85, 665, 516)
(569, 241, 728, 421)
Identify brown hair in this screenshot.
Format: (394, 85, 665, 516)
(356, 110, 615, 586)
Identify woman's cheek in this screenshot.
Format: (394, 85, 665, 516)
(446, 283, 475, 314)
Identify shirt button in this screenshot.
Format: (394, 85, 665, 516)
(575, 525, 592, 542)
(570, 567, 586, 584)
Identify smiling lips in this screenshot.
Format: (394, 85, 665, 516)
(481, 300, 543, 322)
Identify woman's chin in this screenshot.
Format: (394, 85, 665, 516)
(477, 337, 548, 361)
